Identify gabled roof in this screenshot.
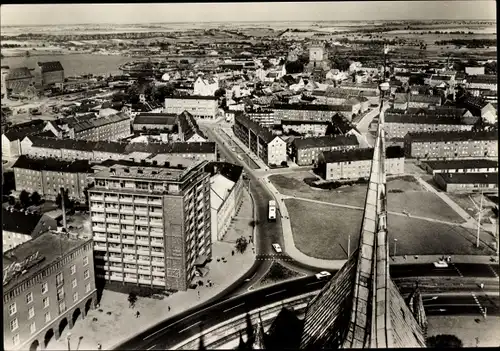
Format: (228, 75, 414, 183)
(177, 110, 205, 141)
(322, 146, 404, 163)
(3, 119, 45, 141)
(12, 155, 92, 173)
(2, 209, 45, 235)
(235, 113, 276, 144)
(437, 172, 498, 185)
(133, 113, 178, 126)
(293, 134, 359, 149)
(5, 67, 32, 80)
(38, 61, 64, 73)
(210, 174, 235, 211)
(204, 161, 243, 183)
(422, 159, 498, 171)
(406, 130, 498, 142)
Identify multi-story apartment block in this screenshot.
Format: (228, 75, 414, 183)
(458, 96, 497, 124)
(233, 113, 287, 166)
(4, 67, 37, 99)
(282, 119, 330, 137)
(318, 146, 405, 181)
(404, 131, 498, 160)
(271, 104, 337, 124)
(89, 160, 211, 291)
(21, 136, 217, 165)
(3, 232, 96, 351)
(467, 75, 497, 91)
(132, 113, 178, 132)
(2, 120, 46, 159)
(12, 155, 92, 201)
(421, 159, 498, 175)
(291, 135, 359, 166)
(193, 76, 219, 96)
(176, 111, 207, 143)
(247, 110, 276, 128)
(465, 67, 485, 76)
(384, 113, 477, 139)
(434, 172, 498, 193)
(393, 94, 442, 110)
(165, 96, 218, 119)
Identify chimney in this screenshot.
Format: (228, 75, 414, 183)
(60, 187, 67, 230)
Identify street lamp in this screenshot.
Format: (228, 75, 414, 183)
(393, 238, 398, 257)
(476, 191, 484, 248)
(67, 332, 72, 351)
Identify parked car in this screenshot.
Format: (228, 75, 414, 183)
(272, 243, 282, 253)
(433, 260, 448, 268)
(315, 271, 331, 279)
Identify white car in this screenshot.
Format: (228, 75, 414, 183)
(272, 243, 282, 253)
(315, 271, 331, 279)
(433, 260, 449, 268)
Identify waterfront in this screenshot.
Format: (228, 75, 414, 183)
(0, 53, 132, 76)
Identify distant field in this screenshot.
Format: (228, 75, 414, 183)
(286, 199, 495, 260)
(270, 173, 464, 223)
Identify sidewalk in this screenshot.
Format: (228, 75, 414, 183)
(260, 174, 498, 270)
(219, 127, 269, 170)
(46, 189, 256, 351)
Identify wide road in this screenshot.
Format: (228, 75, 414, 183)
(115, 274, 500, 350)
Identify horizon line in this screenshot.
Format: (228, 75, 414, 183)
(1, 18, 496, 28)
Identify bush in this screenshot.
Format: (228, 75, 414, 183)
(235, 236, 249, 254)
(426, 334, 463, 348)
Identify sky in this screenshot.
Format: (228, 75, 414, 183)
(0, 1, 496, 26)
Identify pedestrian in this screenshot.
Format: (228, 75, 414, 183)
(480, 283, 484, 289)
(447, 256, 451, 263)
(168, 306, 171, 312)
(136, 311, 140, 318)
(97, 343, 102, 350)
(403, 255, 407, 260)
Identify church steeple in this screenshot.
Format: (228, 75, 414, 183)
(252, 312, 266, 350)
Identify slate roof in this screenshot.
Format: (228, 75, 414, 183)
(422, 159, 498, 171)
(468, 75, 497, 84)
(406, 130, 498, 143)
(235, 113, 276, 144)
(2, 209, 45, 235)
(133, 113, 178, 126)
(12, 155, 92, 173)
(322, 146, 404, 163)
(385, 113, 474, 125)
(38, 61, 64, 73)
(5, 67, 32, 80)
(73, 113, 129, 133)
(177, 110, 205, 141)
(437, 172, 498, 185)
(272, 103, 341, 112)
(293, 135, 359, 150)
(3, 119, 45, 141)
(165, 95, 217, 100)
(204, 161, 243, 183)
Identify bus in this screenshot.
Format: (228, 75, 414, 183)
(268, 200, 276, 221)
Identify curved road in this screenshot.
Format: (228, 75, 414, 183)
(114, 272, 500, 350)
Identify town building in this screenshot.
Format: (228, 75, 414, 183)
(457, 96, 497, 124)
(132, 113, 178, 132)
(233, 113, 287, 166)
(2, 209, 58, 252)
(291, 135, 359, 166)
(393, 94, 442, 110)
(12, 155, 92, 201)
(205, 162, 244, 242)
(193, 76, 219, 96)
(404, 131, 498, 159)
(3, 232, 96, 351)
(165, 96, 219, 119)
(34, 61, 64, 89)
(467, 75, 497, 91)
(384, 112, 477, 139)
(421, 159, 498, 175)
(465, 67, 485, 76)
(176, 110, 207, 143)
(281, 119, 330, 137)
(2, 120, 47, 159)
(338, 82, 380, 95)
(247, 110, 275, 128)
(21, 136, 217, 164)
(4, 67, 37, 99)
(317, 146, 405, 181)
(271, 104, 338, 124)
(89, 160, 211, 291)
(434, 172, 498, 193)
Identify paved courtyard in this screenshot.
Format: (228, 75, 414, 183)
(45, 189, 256, 351)
(427, 316, 500, 347)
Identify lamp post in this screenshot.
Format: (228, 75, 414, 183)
(393, 238, 398, 257)
(347, 232, 351, 258)
(476, 191, 484, 248)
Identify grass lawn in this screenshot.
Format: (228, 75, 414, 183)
(447, 192, 497, 224)
(286, 199, 495, 260)
(252, 262, 304, 289)
(271, 173, 464, 223)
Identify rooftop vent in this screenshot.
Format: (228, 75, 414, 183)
(124, 168, 130, 173)
(137, 169, 143, 174)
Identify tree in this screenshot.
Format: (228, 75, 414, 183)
(56, 189, 72, 210)
(128, 292, 137, 308)
(112, 91, 127, 102)
(126, 85, 140, 104)
(214, 88, 225, 99)
(235, 236, 248, 254)
(8, 196, 16, 206)
(30, 191, 41, 206)
(19, 190, 30, 208)
(426, 334, 463, 348)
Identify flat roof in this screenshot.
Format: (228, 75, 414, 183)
(437, 172, 499, 185)
(423, 159, 498, 170)
(3, 232, 90, 292)
(91, 163, 189, 182)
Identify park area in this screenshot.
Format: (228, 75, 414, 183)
(250, 262, 305, 290)
(427, 316, 500, 347)
(285, 198, 494, 260)
(269, 172, 464, 224)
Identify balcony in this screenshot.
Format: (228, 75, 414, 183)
(148, 199, 162, 206)
(151, 240, 164, 248)
(92, 225, 106, 232)
(121, 228, 135, 235)
(124, 277, 138, 283)
(122, 238, 135, 245)
(152, 279, 165, 287)
(138, 279, 152, 285)
(106, 216, 120, 223)
(135, 209, 148, 216)
(107, 227, 121, 234)
(137, 258, 151, 265)
(94, 243, 107, 251)
(151, 251, 164, 258)
(93, 235, 107, 242)
(123, 267, 137, 274)
(108, 256, 122, 263)
(136, 219, 149, 226)
(151, 270, 165, 277)
(151, 260, 164, 267)
(149, 211, 163, 218)
(120, 208, 134, 215)
(109, 275, 123, 282)
(106, 207, 120, 214)
(90, 195, 104, 202)
(137, 247, 150, 255)
(91, 206, 105, 212)
(136, 239, 150, 246)
(108, 246, 122, 254)
(120, 197, 133, 203)
(109, 266, 122, 272)
(134, 198, 148, 205)
(150, 231, 163, 238)
(122, 247, 136, 255)
(105, 196, 119, 203)
(92, 216, 105, 222)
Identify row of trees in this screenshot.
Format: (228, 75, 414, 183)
(434, 39, 496, 48)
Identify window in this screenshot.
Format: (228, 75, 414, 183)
(83, 256, 89, 266)
(12, 334, 20, 346)
(56, 272, 64, 286)
(10, 318, 18, 332)
(84, 269, 90, 280)
(73, 292, 79, 302)
(72, 278, 78, 289)
(70, 264, 76, 275)
(26, 292, 33, 304)
(45, 312, 51, 323)
(85, 283, 91, 293)
(57, 287, 64, 300)
(8, 303, 16, 316)
(30, 322, 36, 334)
(28, 306, 35, 320)
(43, 297, 50, 308)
